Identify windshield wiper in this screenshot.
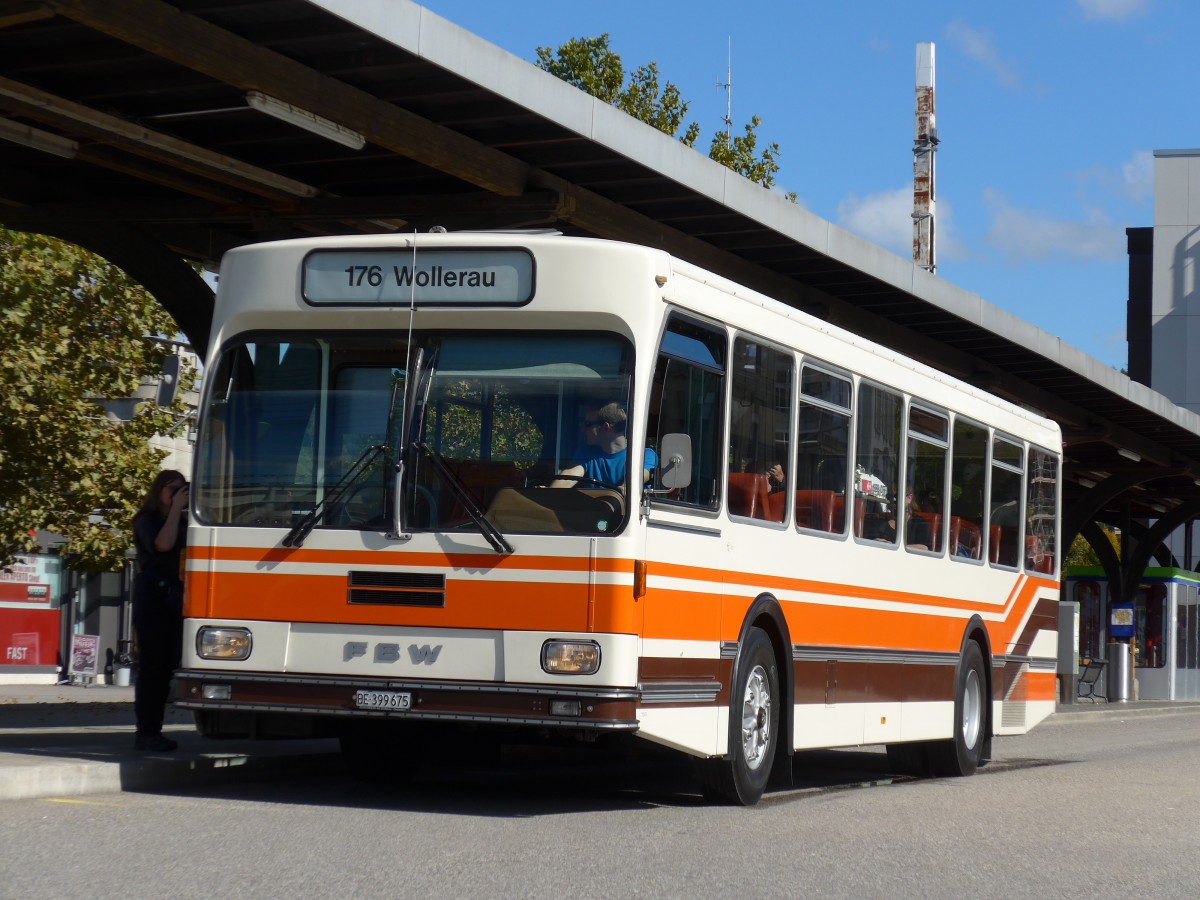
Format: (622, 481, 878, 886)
(414, 441, 513, 555)
(282, 443, 387, 548)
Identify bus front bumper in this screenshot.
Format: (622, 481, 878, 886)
(174, 669, 641, 737)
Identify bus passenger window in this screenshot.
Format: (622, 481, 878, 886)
(855, 384, 901, 544)
(1026, 447, 1058, 575)
(796, 365, 851, 534)
(905, 406, 949, 553)
(989, 437, 1023, 568)
(648, 315, 726, 509)
(728, 337, 792, 523)
(950, 419, 986, 560)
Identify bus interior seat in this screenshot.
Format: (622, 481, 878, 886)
(795, 489, 834, 532)
(727, 473, 772, 520)
(1026, 535, 1054, 573)
(950, 516, 982, 559)
(911, 510, 942, 551)
(444, 459, 523, 522)
(831, 494, 863, 536)
(485, 486, 623, 534)
(989, 524, 1003, 564)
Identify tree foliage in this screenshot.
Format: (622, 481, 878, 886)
(0, 228, 194, 572)
(536, 34, 793, 200)
(1064, 528, 1121, 570)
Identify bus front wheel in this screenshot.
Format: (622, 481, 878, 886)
(697, 626, 779, 805)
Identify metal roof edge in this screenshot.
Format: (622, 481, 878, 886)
(303, 1, 1200, 443)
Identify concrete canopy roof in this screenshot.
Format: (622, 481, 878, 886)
(2, 0, 1199, 534)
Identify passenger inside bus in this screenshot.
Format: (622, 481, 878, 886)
(550, 401, 657, 489)
(880, 490, 931, 550)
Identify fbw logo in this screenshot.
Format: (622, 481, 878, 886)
(343, 641, 443, 665)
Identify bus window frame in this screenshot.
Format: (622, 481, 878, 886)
(794, 357, 854, 541)
(726, 330, 796, 530)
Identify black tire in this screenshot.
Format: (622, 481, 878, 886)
(339, 722, 427, 785)
(697, 627, 779, 805)
(925, 641, 987, 777)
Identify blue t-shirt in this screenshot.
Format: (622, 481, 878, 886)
(572, 446, 658, 486)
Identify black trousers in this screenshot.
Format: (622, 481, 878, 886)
(132, 576, 184, 737)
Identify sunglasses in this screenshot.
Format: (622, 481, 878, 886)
(582, 419, 605, 429)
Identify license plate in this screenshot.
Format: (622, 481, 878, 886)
(354, 689, 412, 711)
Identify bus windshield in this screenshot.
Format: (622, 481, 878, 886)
(194, 332, 635, 537)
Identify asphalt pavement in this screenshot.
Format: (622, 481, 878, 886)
(0, 681, 1192, 803)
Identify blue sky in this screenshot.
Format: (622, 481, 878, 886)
(417, 0, 1194, 371)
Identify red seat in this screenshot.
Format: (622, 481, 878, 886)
(950, 516, 982, 559)
(1026, 535, 1053, 573)
(910, 510, 942, 551)
(728, 473, 772, 520)
(794, 489, 834, 532)
(989, 524, 1003, 564)
(831, 494, 864, 536)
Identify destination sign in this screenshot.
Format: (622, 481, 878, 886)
(302, 248, 534, 306)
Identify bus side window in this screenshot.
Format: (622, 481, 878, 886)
(989, 436, 1023, 568)
(796, 364, 852, 535)
(1026, 447, 1059, 575)
(950, 418, 986, 560)
(728, 336, 792, 524)
(648, 315, 726, 508)
(855, 383, 901, 544)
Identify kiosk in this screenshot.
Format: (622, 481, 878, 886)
(1064, 567, 1200, 701)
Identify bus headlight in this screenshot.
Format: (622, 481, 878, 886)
(197, 627, 252, 660)
(541, 640, 600, 675)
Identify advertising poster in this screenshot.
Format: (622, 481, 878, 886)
(69, 633, 99, 677)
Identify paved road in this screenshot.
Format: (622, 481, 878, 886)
(2, 703, 1198, 899)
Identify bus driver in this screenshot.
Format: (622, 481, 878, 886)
(550, 401, 657, 489)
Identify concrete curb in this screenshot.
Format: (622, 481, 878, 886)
(1050, 701, 1200, 723)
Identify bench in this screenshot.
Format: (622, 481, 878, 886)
(1078, 659, 1106, 702)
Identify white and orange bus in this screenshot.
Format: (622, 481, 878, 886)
(177, 232, 1061, 804)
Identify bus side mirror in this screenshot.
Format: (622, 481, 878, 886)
(656, 433, 692, 490)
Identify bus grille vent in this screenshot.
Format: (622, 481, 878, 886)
(347, 571, 446, 607)
(1001, 700, 1027, 729)
(1001, 663, 1029, 729)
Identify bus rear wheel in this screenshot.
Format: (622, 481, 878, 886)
(887, 642, 987, 778)
(697, 626, 779, 805)
(927, 641, 987, 777)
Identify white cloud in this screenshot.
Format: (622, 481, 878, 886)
(836, 187, 966, 262)
(1077, 0, 1153, 22)
(837, 186, 912, 255)
(945, 20, 1019, 89)
(1122, 150, 1155, 202)
(982, 188, 1125, 262)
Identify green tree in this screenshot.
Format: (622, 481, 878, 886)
(536, 34, 794, 199)
(0, 228, 194, 572)
(1064, 528, 1121, 570)
(708, 115, 785, 191)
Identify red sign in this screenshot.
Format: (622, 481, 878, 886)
(0, 582, 50, 604)
(1, 608, 61, 666)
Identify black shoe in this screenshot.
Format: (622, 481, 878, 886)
(134, 733, 179, 752)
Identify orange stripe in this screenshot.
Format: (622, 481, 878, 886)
(186, 544, 1057, 653)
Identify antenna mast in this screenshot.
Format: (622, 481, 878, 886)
(913, 42, 937, 274)
(717, 37, 731, 137)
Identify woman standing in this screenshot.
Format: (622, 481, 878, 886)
(130, 469, 189, 751)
